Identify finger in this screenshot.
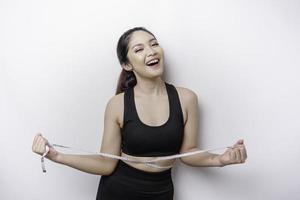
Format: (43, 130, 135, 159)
(40, 138, 47, 153)
(32, 136, 38, 152)
(34, 136, 46, 155)
(33, 134, 39, 143)
(238, 148, 244, 163)
(233, 145, 245, 159)
(235, 149, 241, 163)
(44, 138, 49, 146)
(234, 144, 245, 151)
(37, 136, 46, 153)
(230, 150, 236, 161)
(34, 136, 42, 153)
(234, 139, 244, 147)
(239, 148, 245, 163)
(32, 133, 41, 150)
(243, 147, 248, 160)
(34, 135, 43, 150)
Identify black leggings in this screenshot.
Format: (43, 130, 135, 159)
(96, 160, 174, 200)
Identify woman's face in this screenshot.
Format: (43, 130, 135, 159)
(124, 30, 165, 79)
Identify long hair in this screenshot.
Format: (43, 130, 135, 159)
(115, 27, 156, 95)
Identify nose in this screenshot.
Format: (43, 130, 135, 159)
(145, 45, 157, 57)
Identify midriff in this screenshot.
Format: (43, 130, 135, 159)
(121, 152, 176, 172)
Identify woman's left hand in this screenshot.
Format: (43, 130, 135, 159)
(218, 139, 247, 167)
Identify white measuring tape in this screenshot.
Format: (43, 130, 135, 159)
(41, 143, 231, 172)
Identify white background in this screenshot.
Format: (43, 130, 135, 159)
(1, 0, 300, 199)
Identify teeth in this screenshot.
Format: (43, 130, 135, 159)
(147, 59, 159, 65)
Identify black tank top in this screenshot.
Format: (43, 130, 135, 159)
(121, 82, 184, 157)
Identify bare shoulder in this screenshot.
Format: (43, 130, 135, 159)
(105, 92, 124, 127)
(175, 86, 198, 104)
(174, 86, 198, 124)
(107, 92, 124, 106)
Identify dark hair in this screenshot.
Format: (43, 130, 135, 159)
(115, 27, 156, 95)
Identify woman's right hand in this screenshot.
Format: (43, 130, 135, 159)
(32, 133, 59, 161)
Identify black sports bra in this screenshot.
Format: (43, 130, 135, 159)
(121, 82, 184, 157)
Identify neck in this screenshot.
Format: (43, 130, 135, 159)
(134, 77, 166, 97)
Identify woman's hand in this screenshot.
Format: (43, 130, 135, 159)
(218, 139, 247, 167)
(32, 133, 59, 161)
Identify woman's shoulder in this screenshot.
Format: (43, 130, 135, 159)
(104, 92, 124, 116)
(172, 85, 198, 124)
(173, 85, 198, 102)
(106, 92, 124, 109)
(104, 92, 125, 126)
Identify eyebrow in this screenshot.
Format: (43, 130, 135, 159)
(131, 38, 157, 49)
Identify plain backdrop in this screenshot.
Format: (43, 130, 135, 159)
(1, 0, 300, 199)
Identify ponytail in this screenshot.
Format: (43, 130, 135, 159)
(115, 69, 137, 95)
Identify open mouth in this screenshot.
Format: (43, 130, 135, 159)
(146, 59, 160, 67)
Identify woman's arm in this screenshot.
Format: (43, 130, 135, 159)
(32, 95, 122, 175)
(178, 89, 247, 167)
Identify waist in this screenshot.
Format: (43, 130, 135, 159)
(121, 152, 176, 173)
(116, 160, 172, 180)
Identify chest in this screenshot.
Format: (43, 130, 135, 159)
(134, 95, 170, 127)
(118, 87, 187, 129)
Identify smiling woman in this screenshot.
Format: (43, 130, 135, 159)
(32, 27, 247, 200)
(116, 27, 166, 92)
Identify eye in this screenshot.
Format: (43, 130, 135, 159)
(135, 49, 143, 53)
(134, 48, 143, 53)
(152, 43, 159, 46)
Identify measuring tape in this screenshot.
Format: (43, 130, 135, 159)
(41, 144, 231, 172)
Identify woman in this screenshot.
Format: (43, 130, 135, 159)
(32, 27, 247, 200)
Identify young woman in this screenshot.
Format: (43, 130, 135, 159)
(32, 27, 247, 200)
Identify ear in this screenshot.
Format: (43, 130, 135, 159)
(121, 63, 133, 72)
